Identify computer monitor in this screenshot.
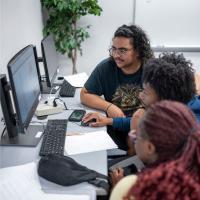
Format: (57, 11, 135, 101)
(0, 45, 42, 146)
(0, 74, 17, 138)
(40, 34, 61, 93)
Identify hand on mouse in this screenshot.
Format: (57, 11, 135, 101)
(82, 112, 113, 127)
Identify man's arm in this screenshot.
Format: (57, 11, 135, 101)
(80, 87, 125, 118)
(80, 87, 110, 111)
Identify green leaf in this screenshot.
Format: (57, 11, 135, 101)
(41, 0, 102, 71)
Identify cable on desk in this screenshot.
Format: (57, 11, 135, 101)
(1, 126, 6, 139)
(53, 97, 68, 110)
(0, 117, 6, 138)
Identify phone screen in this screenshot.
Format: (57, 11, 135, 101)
(68, 110, 86, 122)
(71, 111, 84, 118)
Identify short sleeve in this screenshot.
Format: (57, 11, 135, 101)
(110, 175, 138, 200)
(84, 61, 106, 96)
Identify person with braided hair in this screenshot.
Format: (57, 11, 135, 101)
(110, 100, 200, 200)
(81, 24, 153, 150)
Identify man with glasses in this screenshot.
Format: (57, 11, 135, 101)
(80, 24, 153, 150)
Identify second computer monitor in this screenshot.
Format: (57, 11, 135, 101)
(41, 34, 59, 88)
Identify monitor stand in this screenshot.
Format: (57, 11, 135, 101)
(40, 81, 53, 94)
(40, 81, 64, 94)
(0, 125, 43, 147)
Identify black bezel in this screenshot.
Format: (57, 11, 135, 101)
(68, 110, 86, 122)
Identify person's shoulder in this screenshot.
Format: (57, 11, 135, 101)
(187, 96, 200, 122)
(188, 96, 200, 107)
(187, 96, 200, 112)
(96, 57, 116, 72)
(110, 175, 137, 200)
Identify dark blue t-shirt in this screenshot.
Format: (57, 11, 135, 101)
(84, 58, 143, 102)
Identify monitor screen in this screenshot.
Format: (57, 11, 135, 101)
(8, 45, 41, 132)
(41, 34, 59, 88)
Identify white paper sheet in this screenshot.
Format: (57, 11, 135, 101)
(65, 131, 117, 155)
(64, 72, 88, 87)
(0, 162, 90, 200)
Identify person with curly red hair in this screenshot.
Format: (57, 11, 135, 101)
(110, 100, 200, 200)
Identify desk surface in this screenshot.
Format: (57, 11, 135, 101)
(0, 88, 109, 197)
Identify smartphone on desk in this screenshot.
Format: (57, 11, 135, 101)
(68, 110, 86, 122)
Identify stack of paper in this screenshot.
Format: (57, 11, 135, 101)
(64, 72, 88, 87)
(0, 162, 90, 200)
(65, 130, 117, 155)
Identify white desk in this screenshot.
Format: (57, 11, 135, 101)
(0, 89, 108, 198)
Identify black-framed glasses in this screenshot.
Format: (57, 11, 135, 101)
(109, 47, 133, 56)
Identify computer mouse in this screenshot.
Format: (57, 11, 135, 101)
(81, 118, 97, 127)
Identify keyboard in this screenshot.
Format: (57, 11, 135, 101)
(59, 80, 76, 97)
(39, 119, 68, 156)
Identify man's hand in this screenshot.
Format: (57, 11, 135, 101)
(82, 112, 113, 127)
(106, 104, 125, 118)
(110, 168, 124, 187)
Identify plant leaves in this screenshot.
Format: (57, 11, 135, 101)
(41, 0, 102, 72)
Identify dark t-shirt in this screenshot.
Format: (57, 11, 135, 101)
(84, 58, 143, 102)
(84, 58, 143, 150)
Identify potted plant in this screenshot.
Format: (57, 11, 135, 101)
(41, 0, 102, 74)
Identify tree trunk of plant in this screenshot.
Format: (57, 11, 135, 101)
(72, 19, 77, 74)
(71, 48, 77, 74)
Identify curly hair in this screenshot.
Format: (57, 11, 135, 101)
(124, 101, 200, 200)
(142, 53, 196, 103)
(114, 24, 153, 64)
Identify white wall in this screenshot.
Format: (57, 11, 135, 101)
(59, 0, 134, 75)
(135, 0, 200, 46)
(0, 0, 44, 133)
(1, 0, 43, 73)
(135, 0, 200, 72)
